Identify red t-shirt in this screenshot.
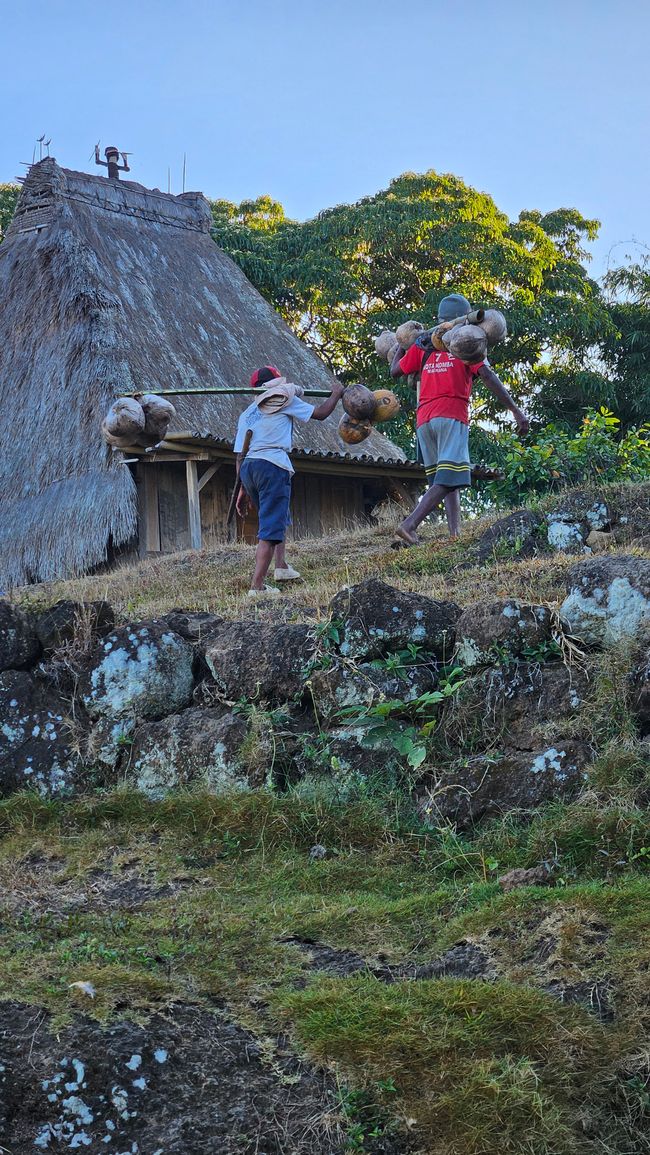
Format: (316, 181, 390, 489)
(399, 344, 484, 426)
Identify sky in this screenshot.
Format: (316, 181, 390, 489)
(1, 0, 649, 277)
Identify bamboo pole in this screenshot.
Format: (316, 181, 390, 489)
(119, 387, 333, 398)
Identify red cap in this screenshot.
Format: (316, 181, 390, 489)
(250, 365, 281, 389)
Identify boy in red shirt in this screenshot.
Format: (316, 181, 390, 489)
(390, 293, 529, 546)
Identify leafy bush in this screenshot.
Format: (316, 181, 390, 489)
(469, 408, 650, 510)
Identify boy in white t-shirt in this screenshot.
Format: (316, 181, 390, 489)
(234, 366, 344, 595)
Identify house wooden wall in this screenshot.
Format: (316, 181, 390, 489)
(136, 460, 392, 554)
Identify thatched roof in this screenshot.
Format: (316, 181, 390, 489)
(0, 159, 408, 588)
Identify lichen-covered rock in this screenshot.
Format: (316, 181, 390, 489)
(83, 716, 136, 773)
(475, 510, 544, 563)
(0, 670, 79, 796)
(547, 516, 585, 552)
(421, 741, 590, 826)
(204, 622, 315, 703)
(631, 643, 650, 737)
(329, 578, 460, 661)
(546, 491, 611, 553)
(442, 661, 588, 752)
(0, 1001, 343, 1155)
(307, 659, 438, 723)
(163, 609, 223, 643)
(0, 602, 41, 671)
(454, 599, 552, 670)
(293, 723, 399, 799)
(125, 708, 252, 798)
(560, 556, 650, 646)
(81, 622, 195, 720)
(32, 600, 115, 653)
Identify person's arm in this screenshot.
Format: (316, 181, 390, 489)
(390, 345, 406, 379)
(477, 363, 530, 436)
(310, 382, 345, 421)
(391, 342, 424, 382)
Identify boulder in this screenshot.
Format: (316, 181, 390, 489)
(0, 603, 41, 671)
(307, 658, 438, 723)
(204, 622, 315, 703)
(81, 716, 136, 774)
(0, 670, 79, 797)
(442, 661, 588, 753)
(586, 530, 615, 553)
(293, 722, 400, 799)
(422, 741, 590, 826)
(125, 708, 253, 798)
(454, 599, 552, 670)
(163, 609, 223, 643)
(631, 643, 650, 737)
(81, 622, 195, 721)
(0, 1001, 343, 1155)
(560, 556, 650, 646)
(475, 510, 544, 563)
(546, 491, 611, 553)
(33, 600, 115, 654)
(329, 578, 460, 661)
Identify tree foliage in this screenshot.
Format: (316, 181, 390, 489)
(209, 172, 617, 450)
(596, 260, 650, 428)
(0, 184, 19, 242)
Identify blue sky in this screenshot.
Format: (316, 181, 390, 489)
(2, 0, 648, 276)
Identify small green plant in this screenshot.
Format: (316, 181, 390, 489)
(338, 1079, 398, 1152)
(337, 670, 465, 770)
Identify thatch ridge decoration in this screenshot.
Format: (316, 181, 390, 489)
(0, 158, 407, 588)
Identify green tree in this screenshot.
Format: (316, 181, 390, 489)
(595, 259, 650, 428)
(0, 184, 19, 242)
(210, 173, 615, 453)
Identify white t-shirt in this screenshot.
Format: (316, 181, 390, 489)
(233, 396, 315, 473)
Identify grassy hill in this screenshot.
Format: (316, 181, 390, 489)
(3, 483, 650, 1154)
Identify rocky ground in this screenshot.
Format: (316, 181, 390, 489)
(1, 482, 649, 1154)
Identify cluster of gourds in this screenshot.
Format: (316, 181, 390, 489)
(374, 308, 508, 366)
(102, 394, 176, 449)
(337, 385, 401, 445)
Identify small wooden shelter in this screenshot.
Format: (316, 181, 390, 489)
(0, 159, 422, 587)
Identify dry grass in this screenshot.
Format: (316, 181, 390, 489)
(13, 508, 588, 624)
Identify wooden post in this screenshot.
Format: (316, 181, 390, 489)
(186, 460, 202, 550)
(139, 466, 160, 556)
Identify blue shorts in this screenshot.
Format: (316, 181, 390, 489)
(239, 457, 292, 544)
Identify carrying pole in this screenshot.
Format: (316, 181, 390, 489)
(119, 387, 332, 399)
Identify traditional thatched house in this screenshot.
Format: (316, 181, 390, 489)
(0, 159, 422, 587)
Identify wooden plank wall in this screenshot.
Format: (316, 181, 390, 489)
(200, 464, 237, 546)
(138, 462, 392, 552)
(158, 464, 190, 551)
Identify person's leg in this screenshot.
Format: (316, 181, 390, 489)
(396, 421, 448, 543)
(397, 482, 451, 541)
(247, 460, 292, 589)
(443, 489, 461, 538)
(250, 540, 276, 590)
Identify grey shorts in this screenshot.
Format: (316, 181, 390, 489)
(417, 417, 471, 489)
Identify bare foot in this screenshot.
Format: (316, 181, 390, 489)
(392, 525, 421, 549)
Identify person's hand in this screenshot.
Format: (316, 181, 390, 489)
(235, 487, 249, 518)
(514, 408, 530, 437)
(331, 380, 346, 398)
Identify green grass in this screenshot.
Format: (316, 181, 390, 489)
(275, 974, 621, 1154)
(1, 785, 649, 1152)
